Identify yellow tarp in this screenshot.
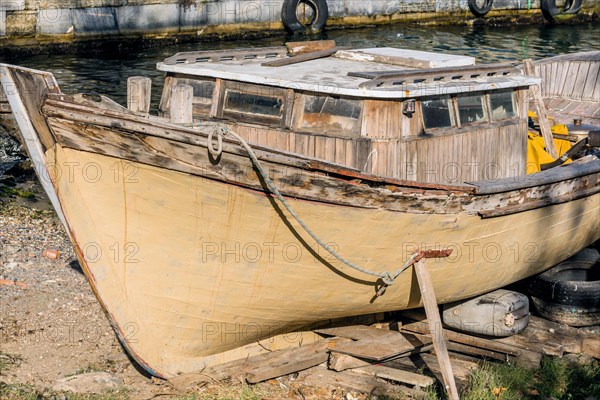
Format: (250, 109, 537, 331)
(526, 112, 572, 174)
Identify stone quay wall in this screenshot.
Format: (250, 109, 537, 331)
(0, 0, 599, 50)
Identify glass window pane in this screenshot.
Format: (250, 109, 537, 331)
(301, 95, 361, 134)
(490, 91, 516, 120)
(457, 95, 488, 125)
(421, 98, 453, 129)
(224, 90, 283, 117)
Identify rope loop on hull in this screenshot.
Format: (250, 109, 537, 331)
(206, 124, 423, 291)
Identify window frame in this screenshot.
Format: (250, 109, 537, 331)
(419, 95, 456, 132)
(292, 92, 364, 138)
(418, 89, 519, 134)
(218, 81, 289, 127)
(160, 75, 217, 119)
(487, 89, 518, 122)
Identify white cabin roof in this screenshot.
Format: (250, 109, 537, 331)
(157, 47, 539, 99)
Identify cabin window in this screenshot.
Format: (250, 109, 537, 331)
(160, 76, 215, 117)
(421, 97, 453, 129)
(222, 82, 286, 123)
(174, 78, 215, 105)
(457, 94, 488, 125)
(225, 91, 282, 116)
(489, 90, 516, 120)
(299, 95, 362, 136)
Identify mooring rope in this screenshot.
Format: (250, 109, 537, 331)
(207, 125, 420, 289)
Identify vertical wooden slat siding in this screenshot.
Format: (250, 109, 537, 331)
(582, 62, 599, 100)
(539, 60, 599, 101)
(572, 62, 590, 99)
(592, 66, 600, 100)
(549, 62, 557, 96)
(362, 100, 403, 139)
(563, 62, 580, 100)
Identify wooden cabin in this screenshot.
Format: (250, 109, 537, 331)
(157, 47, 537, 184)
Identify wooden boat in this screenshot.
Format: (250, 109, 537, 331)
(1, 45, 599, 378)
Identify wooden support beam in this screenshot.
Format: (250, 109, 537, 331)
(127, 76, 152, 114)
(413, 257, 460, 400)
(523, 59, 558, 158)
(169, 84, 193, 125)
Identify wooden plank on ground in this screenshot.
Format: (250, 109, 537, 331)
(447, 341, 514, 362)
(329, 345, 434, 372)
(522, 316, 598, 358)
(328, 331, 432, 361)
(316, 324, 402, 340)
(402, 320, 542, 368)
(413, 258, 459, 400)
(246, 342, 331, 383)
(352, 365, 435, 388)
(524, 59, 558, 158)
(392, 352, 478, 389)
(297, 366, 426, 399)
(169, 340, 341, 389)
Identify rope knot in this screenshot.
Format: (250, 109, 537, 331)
(381, 272, 395, 286)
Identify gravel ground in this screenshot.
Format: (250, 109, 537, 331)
(0, 127, 370, 399)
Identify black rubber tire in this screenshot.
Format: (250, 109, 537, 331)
(541, 0, 583, 22)
(281, 0, 328, 34)
(531, 296, 600, 327)
(468, 0, 493, 17)
(529, 261, 600, 308)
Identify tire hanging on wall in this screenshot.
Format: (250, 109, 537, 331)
(282, 0, 329, 34)
(541, 0, 584, 22)
(468, 0, 493, 17)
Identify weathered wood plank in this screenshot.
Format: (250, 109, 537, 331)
(285, 40, 337, 55)
(571, 62, 590, 100)
(170, 84, 193, 124)
(524, 59, 558, 159)
(313, 325, 398, 340)
(468, 158, 600, 194)
(497, 315, 599, 358)
(352, 365, 435, 388)
(262, 48, 340, 67)
(298, 366, 426, 398)
(563, 62, 581, 99)
(328, 331, 431, 361)
(392, 352, 477, 389)
(402, 320, 542, 368)
(44, 115, 471, 214)
(164, 47, 288, 65)
(328, 345, 434, 372)
(413, 258, 459, 400)
(245, 342, 331, 383)
(350, 62, 517, 80)
(127, 76, 152, 114)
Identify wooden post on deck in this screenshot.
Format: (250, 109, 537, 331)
(523, 59, 558, 159)
(412, 250, 459, 400)
(170, 84, 193, 125)
(127, 76, 152, 114)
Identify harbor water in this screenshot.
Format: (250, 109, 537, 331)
(2, 22, 599, 109)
